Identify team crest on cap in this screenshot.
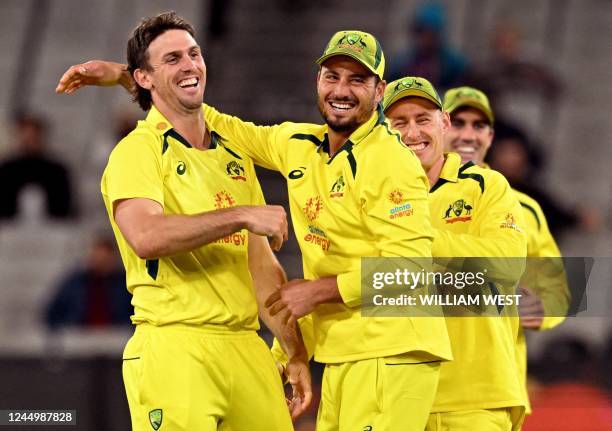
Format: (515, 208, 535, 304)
(395, 78, 423, 92)
(443, 199, 473, 223)
(339, 33, 367, 48)
(303, 196, 324, 221)
(214, 191, 236, 209)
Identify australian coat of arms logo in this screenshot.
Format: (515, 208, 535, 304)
(443, 199, 473, 223)
(226, 160, 246, 181)
(329, 175, 345, 198)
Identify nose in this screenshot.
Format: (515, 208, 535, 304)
(331, 78, 352, 100)
(180, 55, 197, 71)
(459, 125, 476, 142)
(404, 121, 420, 141)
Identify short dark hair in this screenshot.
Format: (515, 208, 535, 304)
(127, 11, 195, 111)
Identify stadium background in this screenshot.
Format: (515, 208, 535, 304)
(0, 0, 611, 429)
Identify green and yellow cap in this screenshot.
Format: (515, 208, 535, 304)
(316, 30, 385, 80)
(382, 76, 442, 111)
(443, 86, 494, 125)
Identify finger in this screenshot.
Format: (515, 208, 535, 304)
(270, 233, 282, 251)
(268, 300, 287, 317)
(264, 290, 281, 307)
(284, 313, 297, 327)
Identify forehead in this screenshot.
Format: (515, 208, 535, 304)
(386, 97, 440, 119)
(148, 29, 199, 57)
(451, 107, 488, 123)
(320, 55, 372, 76)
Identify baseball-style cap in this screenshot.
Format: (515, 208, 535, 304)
(316, 30, 385, 80)
(443, 86, 494, 125)
(382, 76, 442, 111)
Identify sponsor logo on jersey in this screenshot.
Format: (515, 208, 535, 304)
(226, 160, 246, 181)
(176, 161, 186, 175)
(214, 232, 246, 246)
(329, 175, 345, 198)
(500, 213, 522, 232)
(388, 189, 413, 219)
(288, 166, 306, 179)
(214, 191, 236, 209)
(443, 199, 473, 223)
(304, 225, 331, 251)
(303, 196, 323, 221)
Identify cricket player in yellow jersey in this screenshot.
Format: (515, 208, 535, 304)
(206, 31, 453, 431)
(383, 77, 527, 431)
(443, 86, 569, 416)
(56, 30, 453, 431)
(68, 13, 312, 431)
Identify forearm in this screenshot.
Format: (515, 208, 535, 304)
(123, 206, 248, 259)
(249, 236, 307, 359)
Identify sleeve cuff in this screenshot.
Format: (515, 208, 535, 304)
(337, 270, 362, 308)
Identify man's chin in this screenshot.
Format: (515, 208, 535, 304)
(323, 115, 357, 133)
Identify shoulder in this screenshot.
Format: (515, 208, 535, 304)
(109, 122, 161, 161)
(458, 163, 510, 194)
(513, 189, 546, 230)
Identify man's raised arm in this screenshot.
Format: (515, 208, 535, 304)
(56, 60, 133, 94)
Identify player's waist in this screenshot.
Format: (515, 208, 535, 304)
(134, 322, 258, 339)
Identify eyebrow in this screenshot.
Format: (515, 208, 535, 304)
(162, 45, 200, 58)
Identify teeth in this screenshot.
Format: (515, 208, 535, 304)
(330, 102, 352, 110)
(457, 146, 475, 153)
(178, 77, 198, 87)
(408, 143, 426, 151)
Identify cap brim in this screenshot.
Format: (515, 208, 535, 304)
(316, 52, 380, 78)
(385, 88, 442, 111)
(446, 100, 494, 124)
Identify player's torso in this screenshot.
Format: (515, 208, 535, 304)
(282, 141, 366, 279)
(429, 164, 523, 411)
(109, 129, 259, 329)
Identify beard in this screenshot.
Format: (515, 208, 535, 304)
(317, 96, 375, 134)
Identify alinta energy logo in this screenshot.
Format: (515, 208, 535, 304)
(302, 195, 331, 250)
(226, 160, 246, 181)
(329, 175, 345, 198)
(214, 191, 236, 209)
(388, 189, 413, 219)
(443, 199, 473, 223)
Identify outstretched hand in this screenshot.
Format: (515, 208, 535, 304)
(55, 60, 130, 94)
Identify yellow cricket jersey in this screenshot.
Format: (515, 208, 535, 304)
(204, 104, 452, 364)
(514, 189, 567, 414)
(101, 106, 265, 330)
(429, 153, 527, 412)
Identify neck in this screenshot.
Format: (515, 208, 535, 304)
(426, 156, 446, 187)
(328, 129, 352, 157)
(155, 102, 209, 150)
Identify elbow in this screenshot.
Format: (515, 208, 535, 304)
(130, 236, 163, 260)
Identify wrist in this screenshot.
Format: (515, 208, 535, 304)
(313, 277, 340, 305)
(117, 64, 134, 90)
